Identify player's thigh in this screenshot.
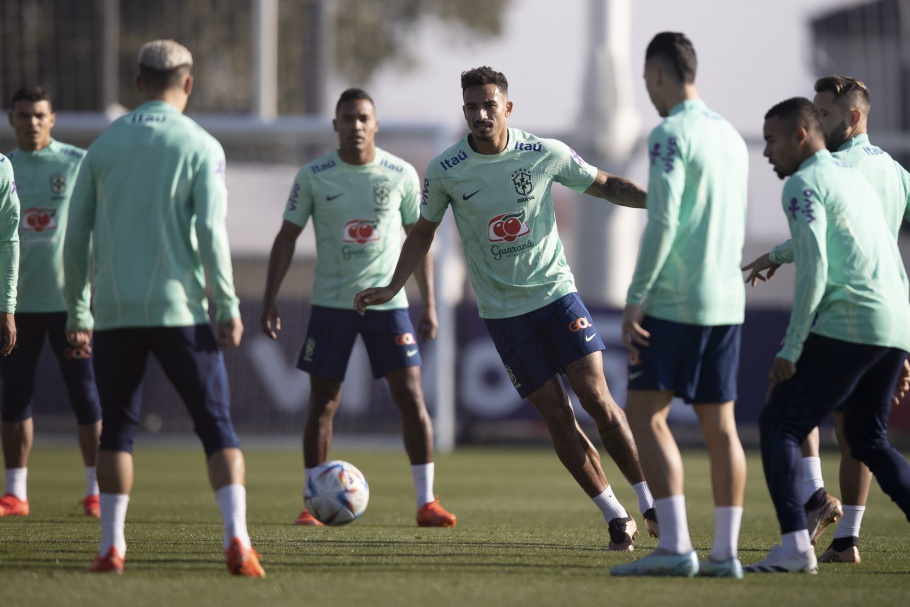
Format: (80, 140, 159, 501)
(627, 316, 703, 398)
(542, 293, 605, 372)
(92, 328, 151, 453)
(484, 312, 558, 399)
(362, 308, 422, 379)
(45, 311, 101, 424)
(690, 324, 741, 404)
(150, 325, 240, 454)
(841, 347, 906, 452)
(0, 313, 47, 421)
(296, 306, 361, 382)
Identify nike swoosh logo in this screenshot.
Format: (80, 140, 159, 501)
(406, 349, 418, 357)
(584, 333, 596, 342)
(629, 371, 644, 380)
(327, 193, 344, 201)
(462, 190, 481, 200)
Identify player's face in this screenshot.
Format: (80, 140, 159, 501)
(8, 99, 55, 152)
(763, 115, 800, 180)
(334, 98, 378, 155)
(462, 84, 512, 143)
(813, 90, 851, 152)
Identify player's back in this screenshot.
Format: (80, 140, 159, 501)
(789, 152, 910, 351)
(74, 100, 229, 329)
(642, 100, 748, 325)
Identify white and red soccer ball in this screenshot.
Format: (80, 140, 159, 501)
(304, 460, 370, 525)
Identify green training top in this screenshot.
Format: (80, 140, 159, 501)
(8, 140, 84, 312)
(283, 148, 419, 310)
(420, 128, 597, 319)
(0, 154, 20, 314)
(771, 133, 910, 263)
(777, 150, 910, 362)
(626, 99, 748, 325)
(65, 100, 240, 331)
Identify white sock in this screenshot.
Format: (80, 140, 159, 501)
(99, 493, 129, 556)
(782, 529, 812, 555)
(4, 467, 27, 500)
(655, 495, 693, 554)
(592, 485, 628, 522)
(411, 463, 435, 508)
(85, 466, 98, 497)
(631, 481, 654, 514)
(834, 505, 865, 539)
(800, 457, 824, 505)
(710, 506, 743, 561)
(215, 484, 250, 550)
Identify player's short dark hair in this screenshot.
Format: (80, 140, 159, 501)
(460, 66, 508, 95)
(9, 86, 52, 109)
(645, 32, 697, 84)
(335, 88, 374, 113)
(814, 75, 871, 114)
(139, 64, 192, 92)
(765, 97, 824, 134)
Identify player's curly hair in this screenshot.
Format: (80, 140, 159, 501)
(645, 32, 697, 84)
(460, 66, 508, 95)
(9, 86, 51, 109)
(336, 88, 374, 113)
(765, 97, 824, 134)
(814, 75, 871, 113)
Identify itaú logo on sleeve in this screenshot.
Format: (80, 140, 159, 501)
(21, 207, 57, 232)
(487, 210, 530, 243)
(342, 219, 380, 244)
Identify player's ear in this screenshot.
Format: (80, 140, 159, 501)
(184, 74, 194, 97)
(332, 118, 338, 133)
(505, 100, 513, 117)
(135, 74, 144, 94)
(849, 108, 861, 127)
(794, 125, 809, 147)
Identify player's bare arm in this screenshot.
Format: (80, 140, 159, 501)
(260, 220, 303, 340)
(769, 356, 796, 384)
(218, 316, 244, 349)
(355, 216, 440, 315)
(0, 311, 15, 356)
(620, 303, 650, 364)
(584, 170, 647, 209)
(742, 251, 780, 286)
(404, 222, 438, 341)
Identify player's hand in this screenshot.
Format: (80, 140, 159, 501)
(769, 356, 796, 384)
(893, 358, 910, 406)
(0, 312, 15, 356)
(218, 317, 244, 349)
(260, 301, 281, 340)
(621, 304, 649, 365)
(418, 306, 438, 341)
(742, 252, 780, 287)
(354, 287, 394, 315)
(67, 328, 91, 349)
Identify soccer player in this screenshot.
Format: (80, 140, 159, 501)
(64, 40, 264, 577)
(742, 76, 910, 563)
(355, 66, 658, 551)
(1, 87, 102, 519)
(260, 88, 456, 528)
(0, 153, 18, 355)
(744, 97, 910, 574)
(610, 32, 749, 579)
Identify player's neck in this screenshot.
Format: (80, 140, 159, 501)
(664, 85, 699, 113)
(20, 139, 50, 153)
(468, 132, 508, 155)
(338, 145, 376, 166)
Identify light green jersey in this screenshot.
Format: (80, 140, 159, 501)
(626, 99, 748, 325)
(7, 140, 84, 312)
(65, 100, 240, 331)
(771, 133, 910, 263)
(0, 154, 20, 314)
(283, 148, 419, 310)
(421, 128, 597, 319)
(778, 150, 910, 362)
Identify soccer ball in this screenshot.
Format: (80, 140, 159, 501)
(304, 460, 370, 525)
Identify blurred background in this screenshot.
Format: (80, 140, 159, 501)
(2, 0, 910, 449)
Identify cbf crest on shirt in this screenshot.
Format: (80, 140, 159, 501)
(283, 148, 420, 310)
(421, 128, 598, 319)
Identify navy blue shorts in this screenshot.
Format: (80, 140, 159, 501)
(297, 306, 421, 381)
(0, 312, 101, 424)
(91, 325, 240, 455)
(483, 292, 605, 399)
(627, 315, 741, 404)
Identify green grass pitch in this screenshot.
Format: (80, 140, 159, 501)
(1, 443, 908, 606)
